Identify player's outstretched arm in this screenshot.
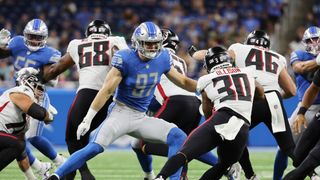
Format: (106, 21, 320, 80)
(292, 60, 319, 74)
(9, 92, 56, 124)
(0, 28, 12, 59)
(77, 67, 122, 139)
(42, 53, 75, 83)
(165, 66, 197, 92)
(279, 68, 296, 99)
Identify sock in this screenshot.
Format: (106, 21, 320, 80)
(132, 147, 153, 173)
(158, 153, 187, 179)
(53, 154, 64, 165)
(28, 136, 57, 160)
(26, 143, 36, 165)
(239, 147, 255, 179)
(31, 158, 42, 170)
(55, 142, 103, 178)
(23, 167, 36, 180)
(166, 127, 187, 179)
(273, 149, 288, 180)
(197, 151, 218, 166)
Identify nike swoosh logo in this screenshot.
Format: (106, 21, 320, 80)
(0, 101, 10, 112)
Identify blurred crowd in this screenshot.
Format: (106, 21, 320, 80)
(0, 0, 319, 88)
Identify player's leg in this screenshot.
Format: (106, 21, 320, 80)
(283, 136, 320, 180)
(26, 93, 64, 165)
(155, 112, 222, 180)
(200, 124, 249, 180)
(50, 103, 130, 179)
(17, 152, 37, 180)
(0, 132, 25, 171)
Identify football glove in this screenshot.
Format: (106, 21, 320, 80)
(0, 28, 11, 47)
(187, 45, 198, 57)
(76, 117, 92, 140)
(45, 104, 58, 124)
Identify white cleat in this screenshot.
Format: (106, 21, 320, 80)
(154, 176, 165, 180)
(34, 162, 52, 180)
(247, 174, 260, 180)
(311, 173, 320, 180)
(226, 163, 242, 180)
(53, 154, 66, 167)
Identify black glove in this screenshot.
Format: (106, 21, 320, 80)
(187, 45, 198, 57)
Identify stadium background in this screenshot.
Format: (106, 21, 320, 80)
(0, 0, 319, 179)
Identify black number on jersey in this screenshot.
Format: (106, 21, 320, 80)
(245, 48, 279, 74)
(78, 41, 110, 69)
(170, 54, 186, 74)
(214, 73, 252, 103)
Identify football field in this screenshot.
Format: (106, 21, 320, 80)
(0, 148, 295, 180)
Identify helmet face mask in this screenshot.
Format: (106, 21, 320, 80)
(131, 22, 163, 59)
(204, 46, 233, 73)
(302, 26, 320, 55)
(18, 74, 45, 100)
(85, 19, 111, 38)
(161, 28, 179, 52)
(23, 19, 48, 51)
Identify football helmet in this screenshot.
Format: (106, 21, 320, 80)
(162, 28, 180, 52)
(204, 46, 233, 73)
(85, 19, 111, 38)
(18, 73, 45, 99)
(244, 30, 270, 49)
(302, 26, 320, 55)
(131, 22, 163, 59)
(23, 19, 48, 51)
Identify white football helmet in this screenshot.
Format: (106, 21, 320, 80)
(23, 19, 48, 51)
(131, 22, 163, 59)
(302, 26, 320, 55)
(17, 72, 45, 99)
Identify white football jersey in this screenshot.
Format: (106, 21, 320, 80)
(67, 36, 129, 91)
(154, 50, 194, 105)
(228, 43, 287, 92)
(0, 86, 35, 134)
(197, 67, 256, 122)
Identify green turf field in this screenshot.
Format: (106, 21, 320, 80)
(0, 149, 294, 180)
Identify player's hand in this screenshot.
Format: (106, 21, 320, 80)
(77, 117, 92, 140)
(293, 114, 308, 134)
(187, 45, 198, 57)
(316, 53, 320, 65)
(0, 28, 11, 47)
(45, 104, 58, 124)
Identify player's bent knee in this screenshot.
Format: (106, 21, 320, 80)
(130, 138, 143, 149)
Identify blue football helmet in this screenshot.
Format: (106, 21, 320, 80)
(131, 22, 163, 59)
(23, 19, 48, 51)
(302, 26, 320, 55)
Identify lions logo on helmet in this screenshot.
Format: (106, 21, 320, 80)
(23, 19, 48, 51)
(302, 26, 320, 55)
(131, 22, 163, 59)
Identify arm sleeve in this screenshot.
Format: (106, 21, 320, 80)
(313, 69, 320, 87)
(111, 51, 126, 76)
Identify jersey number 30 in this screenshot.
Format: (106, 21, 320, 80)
(214, 74, 252, 103)
(78, 41, 110, 69)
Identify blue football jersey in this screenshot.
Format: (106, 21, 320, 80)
(290, 50, 320, 104)
(111, 48, 172, 112)
(8, 36, 61, 72)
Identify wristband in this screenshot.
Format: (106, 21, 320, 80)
(84, 107, 98, 123)
(297, 106, 308, 115)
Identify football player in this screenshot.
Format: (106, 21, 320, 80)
(191, 30, 296, 179)
(283, 27, 320, 180)
(48, 21, 197, 180)
(35, 19, 128, 180)
(131, 28, 219, 180)
(155, 46, 264, 180)
(274, 26, 320, 180)
(0, 19, 64, 178)
(0, 71, 57, 179)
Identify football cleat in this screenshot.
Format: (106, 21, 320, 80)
(311, 173, 320, 180)
(46, 174, 59, 180)
(53, 154, 66, 167)
(154, 176, 165, 180)
(247, 174, 260, 180)
(34, 162, 52, 180)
